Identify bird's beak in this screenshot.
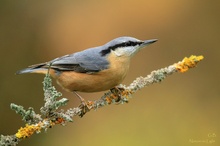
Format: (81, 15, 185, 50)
(131, 38, 158, 56)
(141, 39, 158, 47)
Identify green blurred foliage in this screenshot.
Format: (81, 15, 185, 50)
(0, 0, 219, 146)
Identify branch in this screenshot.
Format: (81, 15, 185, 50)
(0, 55, 204, 146)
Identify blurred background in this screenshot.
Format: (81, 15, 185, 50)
(0, 0, 219, 145)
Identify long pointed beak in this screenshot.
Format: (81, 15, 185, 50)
(141, 39, 158, 47)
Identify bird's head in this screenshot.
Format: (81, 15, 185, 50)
(100, 36, 157, 57)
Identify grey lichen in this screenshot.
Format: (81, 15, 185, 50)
(40, 74, 69, 116)
(10, 104, 42, 124)
(0, 135, 19, 146)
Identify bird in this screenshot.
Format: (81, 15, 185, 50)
(17, 36, 157, 107)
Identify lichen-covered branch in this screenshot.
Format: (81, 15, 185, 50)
(0, 55, 204, 146)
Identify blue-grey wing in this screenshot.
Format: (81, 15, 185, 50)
(50, 47, 109, 73)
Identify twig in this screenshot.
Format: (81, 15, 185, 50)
(0, 55, 204, 146)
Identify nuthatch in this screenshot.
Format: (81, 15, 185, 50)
(17, 37, 157, 103)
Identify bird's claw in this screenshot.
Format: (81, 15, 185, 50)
(110, 87, 125, 103)
(78, 100, 93, 117)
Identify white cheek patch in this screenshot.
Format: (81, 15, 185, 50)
(112, 49, 123, 56)
(111, 46, 140, 57)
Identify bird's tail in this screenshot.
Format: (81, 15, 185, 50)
(16, 63, 48, 75)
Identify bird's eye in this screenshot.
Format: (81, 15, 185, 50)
(124, 41, 132, 46)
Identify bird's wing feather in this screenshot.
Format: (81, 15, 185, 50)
(50, 47, 109, 73)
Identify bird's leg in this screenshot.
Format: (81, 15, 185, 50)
(74, 91, 85, 102)
(73, 91, 90, 117)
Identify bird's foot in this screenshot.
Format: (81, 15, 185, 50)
(74, 92, 92, 117)
(78, 100, 92, 117)
(110, 87, 127, 104)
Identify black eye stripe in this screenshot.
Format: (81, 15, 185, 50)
(100, 41, 143, 56)
(111, 41, 143, 49)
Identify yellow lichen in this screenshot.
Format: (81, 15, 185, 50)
(175, 55, 204, 73)
(15, 124, 41, 139)
(50, 120, 56, 127)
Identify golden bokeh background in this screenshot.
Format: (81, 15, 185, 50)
(0, 0, 219, 146)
